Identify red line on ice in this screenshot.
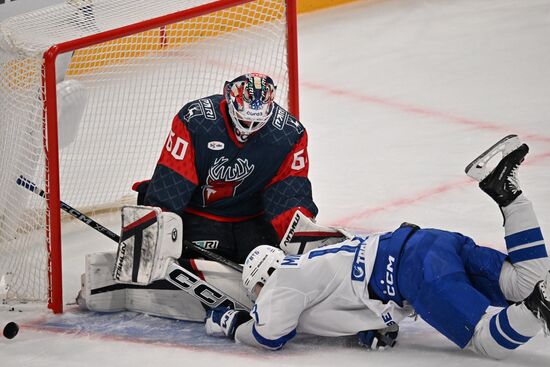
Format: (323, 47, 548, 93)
(301, 81, 550, 143)
(331, 151, 550, 228)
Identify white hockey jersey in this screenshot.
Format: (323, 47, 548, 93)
(235, 235, 413, 350)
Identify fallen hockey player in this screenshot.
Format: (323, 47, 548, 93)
(203, 135, 550, 359)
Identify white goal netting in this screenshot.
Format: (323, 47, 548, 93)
(0, 0, 294, 311)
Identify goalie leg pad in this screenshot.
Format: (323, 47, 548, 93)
(77, 252, 127, 312)
(79, 252, 252, 321)
(78, 251, 207, 321)
(114, 206, 182, 285)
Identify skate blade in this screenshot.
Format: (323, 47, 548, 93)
(464, 134, 522, 181)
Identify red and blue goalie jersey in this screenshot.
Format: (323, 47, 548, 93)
(136, 94, 319, 239)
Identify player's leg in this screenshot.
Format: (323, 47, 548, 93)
(464, 136, 550, 358)
(470, 136, 549, 301)
(398, 229, 498, 349)
(498, 195, 549, 301)
(466, 136, 548, 300)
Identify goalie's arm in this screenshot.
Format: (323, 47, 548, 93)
(263, 131, 319, 239)
(141, 112, 199, 213)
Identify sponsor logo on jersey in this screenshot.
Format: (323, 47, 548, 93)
(184, 99, 216, 121)
(272, 107, 289, 130)
(193, 240, 219, 250)
(199, 98, 217, 120)
(272, 106, 304, 134)
(351, 244, 366, 281)
(385, 255, 396, 296)
(207, 141, 225, 150)
(202, 156, 255, 206)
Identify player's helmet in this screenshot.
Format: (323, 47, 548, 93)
(224, 73, 276, 141)
(242, 245, 285, 300)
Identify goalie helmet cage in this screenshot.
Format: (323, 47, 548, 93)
(0, 0, 299, 313)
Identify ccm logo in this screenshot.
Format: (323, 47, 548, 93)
(386, 255, 396, 296)
(167, 268, 237, 309)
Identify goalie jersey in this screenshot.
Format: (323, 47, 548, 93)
(136, 94, 318, 237)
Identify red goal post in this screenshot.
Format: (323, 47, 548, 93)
(0, 0, 299, 313)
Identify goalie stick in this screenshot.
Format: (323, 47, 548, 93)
(16, 176, 242, 271)
(16, 175, 248, 311)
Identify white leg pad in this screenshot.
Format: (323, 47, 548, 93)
(78, 252, 127, 312)
(79, 252, 252, 321)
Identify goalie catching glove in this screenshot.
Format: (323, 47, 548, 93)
(205, 307, 252, 339)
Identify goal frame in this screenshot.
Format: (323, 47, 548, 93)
(41, 0, 300, 313)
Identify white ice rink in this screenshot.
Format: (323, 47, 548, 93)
(2, 0, 550, 365)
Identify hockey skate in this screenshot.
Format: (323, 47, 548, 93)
(465, 135, 529, 207)
(524, 271, 550, 336)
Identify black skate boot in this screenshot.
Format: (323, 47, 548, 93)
(523, 272, 550, 336)
(465, 135, 529, 207)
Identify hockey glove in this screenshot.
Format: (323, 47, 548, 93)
(205, 307, 251, 340)
(357, 325, 399, 350)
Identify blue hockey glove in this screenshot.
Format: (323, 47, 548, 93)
(357, 325, 399, 350)
(204, 307, 251, 340)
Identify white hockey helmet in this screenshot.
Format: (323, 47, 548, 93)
(242, 245, 285, 300)
(224, 73, 276, 142)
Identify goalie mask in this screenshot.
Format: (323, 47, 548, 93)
(242, 245, 285, 300)
(224, 73, 276, 142)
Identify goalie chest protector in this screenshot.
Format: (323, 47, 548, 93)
(146, 94, 309, 219)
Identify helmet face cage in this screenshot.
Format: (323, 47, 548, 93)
(242, 245, 285, 301)
(224, 73, 276, 138)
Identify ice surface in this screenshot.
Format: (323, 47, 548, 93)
(2, 0, 550, 365)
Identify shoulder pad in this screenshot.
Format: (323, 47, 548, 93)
(270, 105, 304, 135)
(178, 95, 222, 124)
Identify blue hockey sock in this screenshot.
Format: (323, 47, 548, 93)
(468, 304, 541, 359)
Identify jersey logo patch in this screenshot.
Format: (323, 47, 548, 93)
(184, 98, 217, 121)
(200, 98, 217, 120)
(184, 102, 202, 121)
(202, 156, 255, 206)
(207, 141, 225, 150)
(192, 240, 219, 250)
(272, 107, 304, 134)
(351, 244, 366, 281)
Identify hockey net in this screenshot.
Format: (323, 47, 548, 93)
(0, 0, 298, 313)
